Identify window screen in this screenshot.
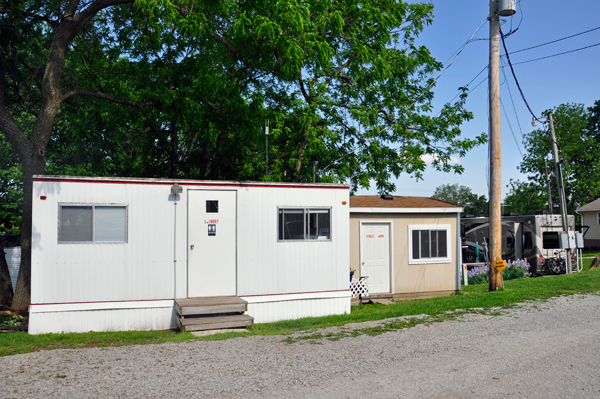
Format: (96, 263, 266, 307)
(60, 206, 93, 242)
(60, 205, 127, 243)
(411, 228, 449, 261)
(95, 206, 127, 242)
(279, 208, 331, 241)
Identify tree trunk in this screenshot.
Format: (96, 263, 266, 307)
(11, 148, 46, 311)
(169, 120, 178, 178)
(292, 122, 311, 182)
(0, 243, 13, 308)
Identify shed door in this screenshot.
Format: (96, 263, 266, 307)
(361, 223, 391, 294)
(188, 190, 236, 297)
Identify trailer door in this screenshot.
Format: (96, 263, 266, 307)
(188, 190, 237, 297)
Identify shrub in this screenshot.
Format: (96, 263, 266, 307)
(466, 259, 531, 285)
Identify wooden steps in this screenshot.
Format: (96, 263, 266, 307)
(175, 297, 254, 332)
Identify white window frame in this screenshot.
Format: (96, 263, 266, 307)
(597, 212, 600, 225)
(58, 203, 128, 244)
(277, 207, 332, 242)
(408, 224, 451, 264)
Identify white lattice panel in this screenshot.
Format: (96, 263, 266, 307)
(350, 277, 369, 298)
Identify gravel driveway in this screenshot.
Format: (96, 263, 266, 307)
(2, 294, 600, 398)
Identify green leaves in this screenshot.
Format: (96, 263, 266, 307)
(510, 101, 600, 216)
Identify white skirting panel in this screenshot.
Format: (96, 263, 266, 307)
(241, 291, 351, 324)
(29, 300, 176, 335)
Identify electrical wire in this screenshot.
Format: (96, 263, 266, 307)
(322, 19, 490, 172)
(507, 42, 600, 66)
(499, 26, 539, 120)
(435, 66, 488, 115)
(500, 58, 524, 141)
(506, 25, 600, 55)
(500, 98, 524, 157)
(502, 0, 524, 39)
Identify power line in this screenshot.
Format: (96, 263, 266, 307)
(507, 41, 600, 66)
(500, 58, 524, 141)
(499, 26, 539, 120)
(500, 98, 524, 157)
(507, 25, 600, 55)
(322, 19, 490, 172)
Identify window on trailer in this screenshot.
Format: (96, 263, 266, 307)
(59, 205, 127, 243)
(278, 208, 331, 241)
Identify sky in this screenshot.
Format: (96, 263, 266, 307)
(356, 0, 600, 200)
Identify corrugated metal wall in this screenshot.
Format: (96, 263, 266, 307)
(32, 180, 188, 304)
(32, 179, 349, 306)
(29, 306, 176, 334)
(236, 186, 349, 296)
(245, 297, 350, 323)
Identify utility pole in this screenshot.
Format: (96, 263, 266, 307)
(488, 0, 503, 291)
(548, 114, 571, 273)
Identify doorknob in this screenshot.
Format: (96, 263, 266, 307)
(190, 245, 194, 250)
(362, 262, 365, 265)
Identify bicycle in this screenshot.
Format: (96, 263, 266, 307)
(547, 251, 566, 274)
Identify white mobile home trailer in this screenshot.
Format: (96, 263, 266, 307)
(30, 176, 350, 334)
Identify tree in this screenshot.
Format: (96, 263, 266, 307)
(0, 0, 149, 309)
(432, 183, 488, 216)
(503, 179, 548, 216)
(1, 0, 484, 309)
(510, 101, 600, 217)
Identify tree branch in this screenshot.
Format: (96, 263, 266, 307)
(60, 89, 152, 109)
(211, 32, 238, 55)
(195, 94, 233, 119)
(299, 73, 311, 104)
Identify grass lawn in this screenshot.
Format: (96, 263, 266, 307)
(2, 258, 599, 357)
(583, 251, 600, 257)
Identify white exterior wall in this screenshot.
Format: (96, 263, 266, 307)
(31, 179, 189, 305)
(236, 185, 349, 296)
(28, 301, 176, 334)
(30, 176, 349, 334)
(243, 292, 351, 323)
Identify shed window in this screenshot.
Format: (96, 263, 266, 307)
(59, 205, 127, 243)
(409, 225, 451, 264)
(278, 208, 331, 241)
(597, 212, 600, 225)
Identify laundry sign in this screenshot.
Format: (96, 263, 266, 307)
(208, 224, 216, 236)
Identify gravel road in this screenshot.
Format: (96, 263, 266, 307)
(2, 294, 600, 398)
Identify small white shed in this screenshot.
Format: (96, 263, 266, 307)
(30, 176, 350, 334)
